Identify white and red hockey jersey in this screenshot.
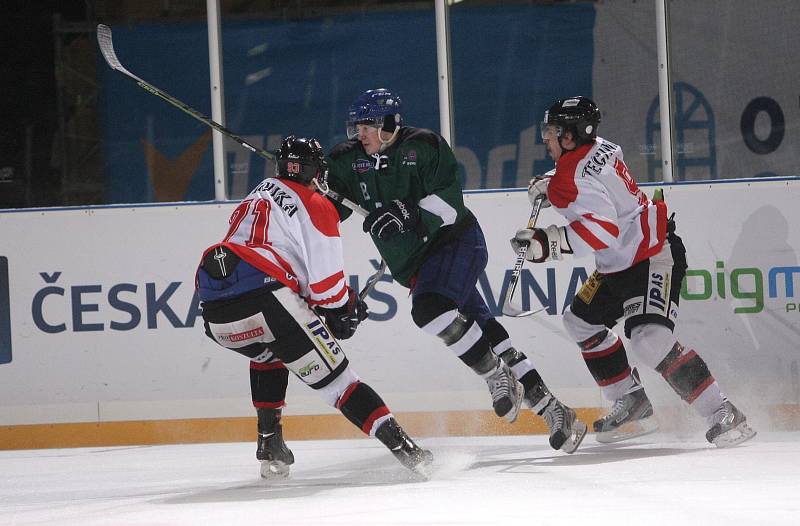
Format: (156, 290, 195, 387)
(548, 137, 668, 274)
(212, 177, 350, 309)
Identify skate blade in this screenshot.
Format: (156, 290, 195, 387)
(502, 380, 526, 424)
(712, 422, 757, 448)
(560, 420, 588, 454)
(595, 417, 659, 444)
(260, 460, 291, 479)
(402, 450, 434, 481)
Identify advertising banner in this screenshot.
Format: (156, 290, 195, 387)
(1, 179, 798, 428)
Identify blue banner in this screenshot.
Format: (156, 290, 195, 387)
(99, 4, 594, 203)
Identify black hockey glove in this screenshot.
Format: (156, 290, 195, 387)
(318, 288, 369, 340)
(363, 199, 421, 240)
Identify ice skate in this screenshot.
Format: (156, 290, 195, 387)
(256, 408, 295, 479)
(706, 401, 756, 448)
(525, 379, 587, 454)
(539, 397, 588, 453)
(483, 359, 525, 423)
(594, 374, 658, 443)
(376, 418, 434, 477)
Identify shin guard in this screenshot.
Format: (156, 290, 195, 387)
(336, 381, 393, 436)
(655, 342, 722, 415)
(250, 360, 289, 409)
(579, 329, 637, 401)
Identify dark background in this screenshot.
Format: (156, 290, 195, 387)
(0, 1, 439, 209)
(0, 1, 88, 208)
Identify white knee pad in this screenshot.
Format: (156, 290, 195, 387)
(315, 366, 360, 408)
(629, 323, 677, 369)
(562, 307, 607, 343)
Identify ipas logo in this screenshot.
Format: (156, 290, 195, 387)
(1, 257, 11, 364)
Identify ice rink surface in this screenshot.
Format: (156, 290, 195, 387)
(1, 432, 798, 526)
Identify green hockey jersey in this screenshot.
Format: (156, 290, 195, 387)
(327, 127, 474, 287)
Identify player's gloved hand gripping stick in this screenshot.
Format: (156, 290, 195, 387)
(502, 193, 547, 317)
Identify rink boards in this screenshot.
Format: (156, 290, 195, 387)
(1, 178, 799, 448)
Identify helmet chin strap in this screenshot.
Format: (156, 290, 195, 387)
(378, 126, 400, 152)
(557, 129, 578, 153)
(313, 177, 329, 194)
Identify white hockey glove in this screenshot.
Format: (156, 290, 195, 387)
(510, 225, 573, 263)
(527, 169, 555, 208)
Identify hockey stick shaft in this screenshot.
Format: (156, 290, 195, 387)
(501, 194, 545, 316)
(96, 24, 369, 218)
(358, 260, 387, 301)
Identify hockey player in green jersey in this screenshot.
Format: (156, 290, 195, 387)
(325, 88, 587, 453)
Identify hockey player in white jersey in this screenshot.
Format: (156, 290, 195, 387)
(512, 96, 756, 447)
(196, 136, 432, 478)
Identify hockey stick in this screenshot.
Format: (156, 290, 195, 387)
(96, 24, 368, 217)
(97, 24, 389, 296)
(501, 194, 546, 317)
(358, 260, 387, 300)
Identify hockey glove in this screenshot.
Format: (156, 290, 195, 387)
(527, 169, 555, 208)
(363, 199, 421, 240)
(318, 288, 369, 340)
(510, 225, 573, 263)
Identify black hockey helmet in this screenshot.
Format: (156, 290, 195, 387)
(275, 135, 328, 185)
(541, 96, 601, 145)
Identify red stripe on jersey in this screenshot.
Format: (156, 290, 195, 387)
(310, 271, 345, 294)
(307, 283, 349, 306)
(582, 337, 622, 359)
(549, 143, 594, 208)
(633, 206, 652, 263)
(632, 200, 668, 266)
(249, 361, 286, 371)
(597, 366, 632, 387)
(686, 376, 715, 404)
(335, 381, 361, 409)
(361, 406, 392, 435)
(282, 179, 341, 237)
(583, 213, 620, 237)
(570, 219, 609, 250)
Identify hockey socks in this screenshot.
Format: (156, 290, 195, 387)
(335, 381, 392, 435)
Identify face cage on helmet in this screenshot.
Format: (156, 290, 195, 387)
(346, 116, 386, 140)
(540, 121, 564, 141)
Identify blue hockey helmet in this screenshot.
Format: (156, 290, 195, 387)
(346, 88, 403, 140)
(275, 135, 328, 186)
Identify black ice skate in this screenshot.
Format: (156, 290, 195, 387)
(525, 379, 587, 454)
(256, 409, 295, 479)
(375, 418, 434, 477)
(593, 371, 658, 443)
(705, 401, 756, 448)
(483, 359, 525, 423)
